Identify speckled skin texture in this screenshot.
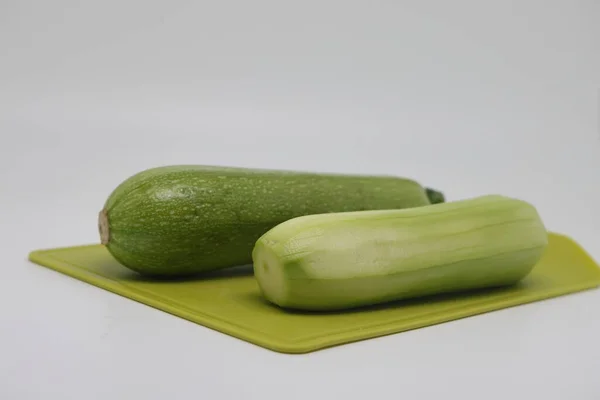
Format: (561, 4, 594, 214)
(101, 165, 436, 276)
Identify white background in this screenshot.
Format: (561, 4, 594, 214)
(1, 1, 599, 399)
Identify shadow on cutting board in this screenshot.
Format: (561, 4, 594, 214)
(116, 263, 256, 283)
(238, 282, 526, 316)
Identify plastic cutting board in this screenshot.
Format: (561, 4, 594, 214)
(28, 232, 600, 354)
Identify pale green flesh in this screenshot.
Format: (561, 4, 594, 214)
(253, 195, 549, 311)
(103, 165, 436, 276)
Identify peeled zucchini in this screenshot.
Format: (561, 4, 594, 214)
(252, 195, 548, 311)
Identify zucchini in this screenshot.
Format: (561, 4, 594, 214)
(99, 165, 444, 277)
(252, 195, 548, 311)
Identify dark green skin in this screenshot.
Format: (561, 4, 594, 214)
(101, 165, 444, 277)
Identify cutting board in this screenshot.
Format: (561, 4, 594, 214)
(28, 232, 600, 354)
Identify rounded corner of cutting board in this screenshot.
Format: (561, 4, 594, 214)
(547, 232, 600, 265)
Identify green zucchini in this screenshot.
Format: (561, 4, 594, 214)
(99, 165, 444, 277)
(252, 195, 548, 311)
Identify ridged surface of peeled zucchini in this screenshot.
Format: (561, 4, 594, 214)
(252, 195, 548, 311)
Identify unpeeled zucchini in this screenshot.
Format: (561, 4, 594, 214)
(99, 165, 444, 276)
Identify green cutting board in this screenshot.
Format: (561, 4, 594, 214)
(28, 232, 600, 354)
